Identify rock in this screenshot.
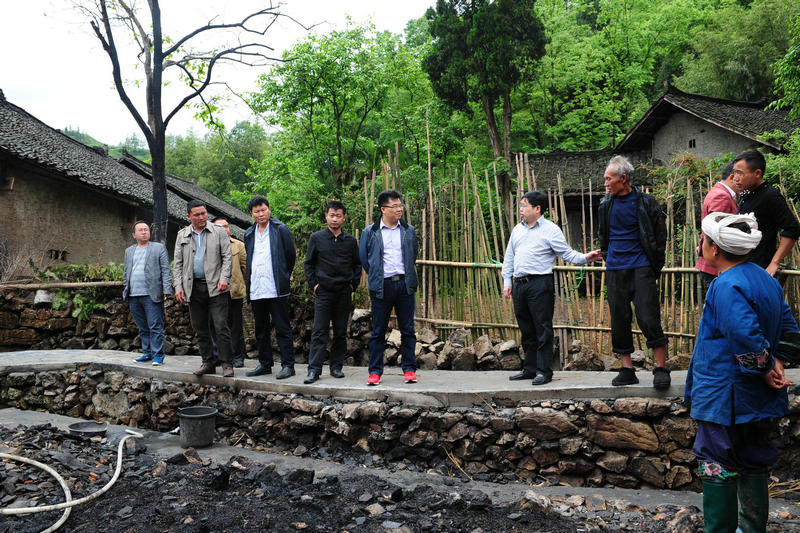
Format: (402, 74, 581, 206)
(351, 308, 371, 322)
(417, 352, 437, 370)
(590, 399, 612, 414)
(387, 329, 402, 348)
(498, 351, 522, 370)
(654, 416, 696, 447)
(559, 437, 583, 456)
(365, 503, 385, 516)
(417, 328, 438, 344)
(451, 346, 476, 371)
(665, 465, 693, 488)
(448, 328, 468, 347)
(357, 401, 387, 422)
(596, 451, 628, 473)
(520, 490, 551, 512)
(429, 341, 445, 354)
(99, 338, 118, 350)
(236, 397, 264, 417)
(436, 344, 452, 369)
(358, 492, 373, 503)
(473, 335, 493, 358)
(444, 422, 470, 442)
(516, 407, 578, 439)
(33, 290, 55, 305)
(286, 468, 315, 485)
(495, 339, 516, 354)
(290, 398, 324, 415)
(630, 350, 647, 366)
(381, 520, 403, 530)
(586, 414, 660, 452)
(613, 397, 672, 417)
(423, 412, 462, 431)
(627, 456, 666, 486)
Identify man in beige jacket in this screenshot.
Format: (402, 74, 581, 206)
(213, 217, 248, 367)
(174, 200, 234, 377)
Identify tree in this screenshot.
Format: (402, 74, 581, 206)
(82, 1, 296, 242)
(250, 23, 420, 188)
(771, 14, 800, 119)
(423, 0, 546, 198)
(675, 0, 799, 102)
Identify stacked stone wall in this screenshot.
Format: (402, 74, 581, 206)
(2, 365, 799, 491)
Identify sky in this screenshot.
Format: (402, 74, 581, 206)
(0, 0, 434, 145)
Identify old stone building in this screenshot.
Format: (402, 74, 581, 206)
(0, 90, 249, 278)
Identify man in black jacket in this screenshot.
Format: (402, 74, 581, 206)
(599, 156, 669, 389)
(242, 195, 297, 379)
(303, 201, 362, 383)
(735, 149, 800, 278)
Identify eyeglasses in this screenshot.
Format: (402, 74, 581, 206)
(381, 203, 404, 210)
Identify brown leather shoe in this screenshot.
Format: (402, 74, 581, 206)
(222, 364, 234, 378)
(193, 363, 216, 376)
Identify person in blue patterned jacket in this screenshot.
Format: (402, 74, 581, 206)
(685, 212, 796, 533)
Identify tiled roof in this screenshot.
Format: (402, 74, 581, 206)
(0, 93, 188, 223)
(617, 86, 799, 153)
(118, 154, 251, 235)
(522, 148, 652, 193)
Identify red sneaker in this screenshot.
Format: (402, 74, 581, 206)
(404, 371, 417, 384)
(367, 373, 381, 386)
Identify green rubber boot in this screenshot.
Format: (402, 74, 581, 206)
(736, 472, 769, 533)
(702, 476, 739, 533)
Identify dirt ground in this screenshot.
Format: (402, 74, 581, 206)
(2, 422, 793, 533)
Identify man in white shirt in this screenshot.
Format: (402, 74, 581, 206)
(502, 190, 602, 385)
(242, 196, 297, 379)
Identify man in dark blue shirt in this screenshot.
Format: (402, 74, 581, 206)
(599, 156, 669, 389)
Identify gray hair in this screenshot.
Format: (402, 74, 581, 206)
(607, 155, 634, 183)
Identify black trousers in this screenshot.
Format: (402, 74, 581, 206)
(606, 267, 667, 354)
(308, 286, 352, 374)
(512, 274, 555, 378)
(209, 296, 246, 364)
(188, 282, 232, 364)
(251, 297, 294, 368)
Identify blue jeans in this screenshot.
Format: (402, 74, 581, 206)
(128, 296, 165, 358)
(368, 278, 417, 375)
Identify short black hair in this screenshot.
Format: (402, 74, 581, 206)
(131, 220, 150, 233)
(326, 200, 347, 214)
(212, 216, 228, 224)
(521, 190, 547, 210)
(186, 199, 206, 214)
(733, 150, 766, 174)
(248, 195, 269, 211)
(721, 162, 734, 180)
(377, 189, 402, 207)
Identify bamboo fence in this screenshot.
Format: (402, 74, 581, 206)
(359, 151, 800, 365)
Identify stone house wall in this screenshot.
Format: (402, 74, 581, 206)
(652, 112, 756, 164)
(1, 365, 799, 490)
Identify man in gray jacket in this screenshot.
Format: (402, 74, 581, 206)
(173, 200, 234, 377)
(124, 221, 172, 366)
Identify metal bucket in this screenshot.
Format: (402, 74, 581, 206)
(178, 406, 218, 448)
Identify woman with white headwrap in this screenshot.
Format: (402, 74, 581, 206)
(685, 212, 797, 532)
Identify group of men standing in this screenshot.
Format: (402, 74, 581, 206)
(501, 150, 799, 389)
(122, 190, 421, 386)
(123, 149, 798, 389)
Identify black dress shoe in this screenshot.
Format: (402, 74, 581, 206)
(509, 371, 536, 381)
(532, 373, 552, 385)
(232, 359, 245, 368)
(276, 366, 295, 379)
(303, 371, 320, 384)
(246, 363, 272, 377)
(330, 368, 345, 378)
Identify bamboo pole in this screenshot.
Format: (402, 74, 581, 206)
(1, 281, 123, 290)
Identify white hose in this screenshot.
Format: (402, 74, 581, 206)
(0, 429, 144, 532)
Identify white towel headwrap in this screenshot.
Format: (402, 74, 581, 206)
(701, 212, 762, 256)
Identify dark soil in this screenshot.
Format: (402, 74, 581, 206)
(0, 423, 718, 532)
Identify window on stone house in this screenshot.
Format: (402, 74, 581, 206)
(688, 139, 696, 149)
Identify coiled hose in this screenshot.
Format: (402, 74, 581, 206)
(0, 428, 144, 533)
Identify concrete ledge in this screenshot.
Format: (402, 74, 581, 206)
(0, 349, 740, 407)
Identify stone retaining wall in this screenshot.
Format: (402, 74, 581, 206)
(2, 365, 799, 490)
(0, 289, 530, 371)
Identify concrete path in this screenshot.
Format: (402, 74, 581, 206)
(1, 349, 799, 407)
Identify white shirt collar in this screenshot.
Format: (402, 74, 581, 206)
(720, 182, 736, 198)
(380, 218, 400, 230)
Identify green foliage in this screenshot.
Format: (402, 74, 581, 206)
(62, 127, 150, 161)
(43, 263, 123, 323)
(675, 0, 800, 101)
(771, 14, 800, 119)
(250, 23, 424, 187)
(164, 121, 268, 205)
